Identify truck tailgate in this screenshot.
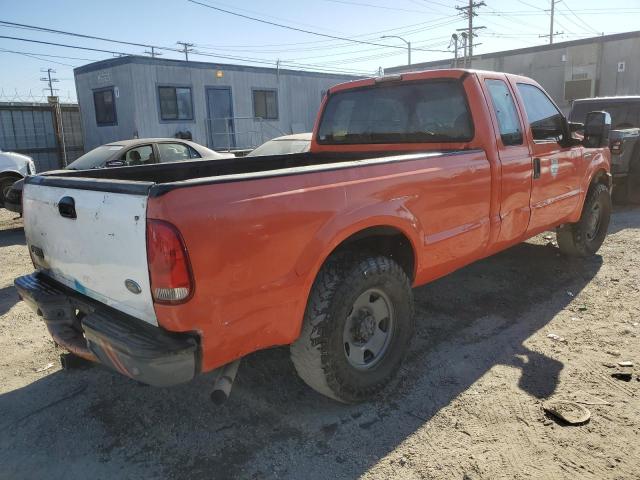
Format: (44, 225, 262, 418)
(22, 182, 157, 325)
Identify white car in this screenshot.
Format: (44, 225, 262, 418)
(247, 133, 312, 157)
(0, 149, 36, 208)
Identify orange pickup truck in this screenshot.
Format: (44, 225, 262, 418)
(15, 69, 611, 403)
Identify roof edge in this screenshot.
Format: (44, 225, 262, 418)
(387, 30, 640, 73)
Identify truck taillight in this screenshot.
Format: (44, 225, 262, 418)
(610, 139, 623, 154)
(146, 219, 194, 304)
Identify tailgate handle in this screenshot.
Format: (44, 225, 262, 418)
(58, 196, 77, 219)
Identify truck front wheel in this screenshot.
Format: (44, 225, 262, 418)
(291, 253, 414, 403)
(556, 183, 611, 257)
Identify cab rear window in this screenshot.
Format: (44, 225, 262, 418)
(317, 80, 473, 144)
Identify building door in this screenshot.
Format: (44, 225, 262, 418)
(206, 87, 235, 150)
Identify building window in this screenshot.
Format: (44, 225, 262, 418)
(158, 86, 193, 121)
(93, 87, 117, 126)
(253, 89, 278, 120)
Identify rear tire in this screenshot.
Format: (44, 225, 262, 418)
(0, 176, 18, 207)
(291, 253, 414, 403)
(557, 183, 611, 257)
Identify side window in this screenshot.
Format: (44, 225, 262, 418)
(93, 88, 117, 126)
(158, 86, 193, 121)
(253, 89, 279, 120)
(517, 83, 565, 142)
(188, 145, 201, 158)
(157, 143, 194, 163)
(122, 145, 154, 166)
(485, 80, 523, 146)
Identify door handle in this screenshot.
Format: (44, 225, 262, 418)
(58, 196, 77, 219)
(533, 158, 541, 179)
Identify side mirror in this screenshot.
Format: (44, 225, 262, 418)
(105, 160, 125, 168)
(583, 111, 611, 148)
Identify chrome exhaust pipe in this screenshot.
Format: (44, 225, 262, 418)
(210, 359, 241, 405)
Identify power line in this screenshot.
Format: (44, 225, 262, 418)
(0, 47, 83, 67)
(186, 0, 450, 52)
(0, 19, 175, 52)
(562, 1, 600, 35)
(0, 34, 132, 56)
(320, 0, 433, 14)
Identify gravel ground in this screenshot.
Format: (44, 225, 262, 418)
(0, 207, 638, 480)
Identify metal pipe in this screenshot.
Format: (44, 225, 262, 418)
(210, 359, 241, 405)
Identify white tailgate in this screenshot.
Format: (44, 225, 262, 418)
(23, 183, 157, 325)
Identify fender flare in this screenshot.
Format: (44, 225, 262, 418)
(290, 199, 423, 338)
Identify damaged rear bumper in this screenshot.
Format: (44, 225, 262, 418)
(14, 272, 199, 387)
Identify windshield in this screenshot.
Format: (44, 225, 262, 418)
(247, 139, 310, 157)
(67, 145, 123, 170)
(570, 101, 640, 129)
(317, 80, 473, 144)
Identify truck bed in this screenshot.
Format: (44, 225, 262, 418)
(27, 150, 469, 196)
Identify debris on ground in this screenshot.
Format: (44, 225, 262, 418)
(607, 350, 622, 357)
(602, 362, 617, 368)
(611, 372, 633, 382)
(543, 401, 591, 425)
(547, 333, 568, 343)
(34, 362, 54, 373)
(566, 291, 574, 297)
(617, 360, 634, 367)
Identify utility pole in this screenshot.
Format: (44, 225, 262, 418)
(176, 41, 194, 61)
(455, 1, 485, 67)
(40, 68, 59, 97)
(144, 46, 162, 58)
(539, 0, 563, 44)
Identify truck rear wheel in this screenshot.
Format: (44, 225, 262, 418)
(291, 253, 414, 403)
(556, 183, 611, 257)
(0, 176, 18, 207)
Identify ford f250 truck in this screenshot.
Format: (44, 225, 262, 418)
(15, 69, 612, 403)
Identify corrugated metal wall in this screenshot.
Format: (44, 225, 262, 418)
(0, 103, 84, 172)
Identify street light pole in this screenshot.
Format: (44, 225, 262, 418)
(381, 35, 411, 65)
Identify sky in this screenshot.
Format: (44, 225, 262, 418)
(1, 0, 639, 102)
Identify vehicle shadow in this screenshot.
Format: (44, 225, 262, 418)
(0, 226, 26, 247)
(0, 241, 602, 480)
(0, 285, 20, 317)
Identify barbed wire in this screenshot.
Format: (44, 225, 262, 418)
(0, 88, 77, 104)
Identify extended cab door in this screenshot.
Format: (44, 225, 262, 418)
(481, 75, 532, 245)
(514, 82, 581, 232)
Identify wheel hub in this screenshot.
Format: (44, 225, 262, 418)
(352, 311, 376, 343)
(343, 288, 394, 370)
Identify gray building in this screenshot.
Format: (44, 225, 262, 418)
(74, 56, 356, 151)
(387, 31, 640, 112)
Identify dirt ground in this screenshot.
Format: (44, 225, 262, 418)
(0, 207, 638, 480)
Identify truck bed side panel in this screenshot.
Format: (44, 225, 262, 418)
(147, 151, 491, 371)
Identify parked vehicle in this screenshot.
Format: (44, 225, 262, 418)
(569, 97, 640, 203)
(0, 149, 36, 209)
(15, 69, 611, 403)
(247, 133, 312, 157)
(4, 138, 234, 214)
